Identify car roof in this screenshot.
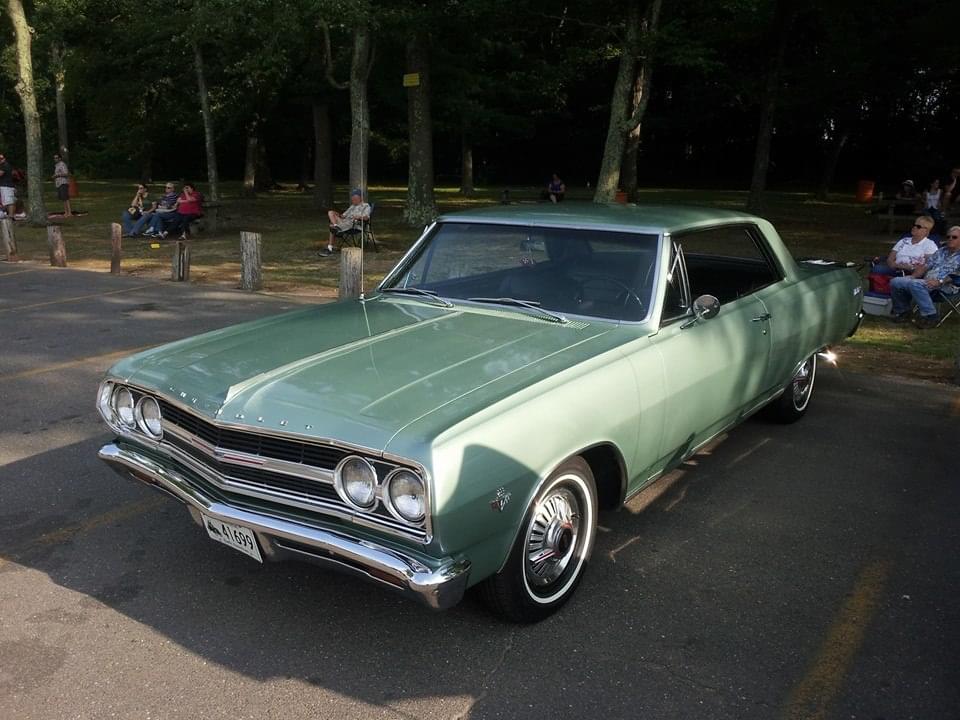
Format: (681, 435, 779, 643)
(437, 202, 762, 235)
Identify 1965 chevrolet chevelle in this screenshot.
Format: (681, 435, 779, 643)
(97, 204, 862, 622)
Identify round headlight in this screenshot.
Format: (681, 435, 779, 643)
(113, 387, 136, 429)
(386, 469, 425, 523)
(335, 456, 377, 510)
(135, 395, 163, 439)
(97, 382, 115, 424)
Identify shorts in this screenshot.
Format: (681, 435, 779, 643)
(57, 184, 70, 201)
(0, 186, 15, 206)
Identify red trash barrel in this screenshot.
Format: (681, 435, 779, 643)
(614, 190, 628, 203)
(68, 177, 78, 198)
(856, 180, 875, 203)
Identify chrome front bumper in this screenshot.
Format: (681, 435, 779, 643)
(98, 442, 470, 610)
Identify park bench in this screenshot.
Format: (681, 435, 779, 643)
(873, 199, 918, 235)
(189, 201, 222, 235)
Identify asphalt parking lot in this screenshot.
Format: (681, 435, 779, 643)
(1, 263, 958, 720)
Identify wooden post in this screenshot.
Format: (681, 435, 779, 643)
(239, 231, 262, 291)
(339, 247, 363, 299)
(110, 223, 122, 274)
(171, 240, 191, 281)
(0, 218, 17, 262)
(47, 225, 67, 267)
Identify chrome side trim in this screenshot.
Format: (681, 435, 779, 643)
(98, 443, 469, 610)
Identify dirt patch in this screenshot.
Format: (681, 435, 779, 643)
(835, 344, 958, 385)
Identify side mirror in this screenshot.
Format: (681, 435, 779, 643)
(680, 294, 720, 329)
(692, 294, 720, 320)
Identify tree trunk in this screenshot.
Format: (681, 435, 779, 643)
(52, 42, 69, 160)
(594, 0, 662, 203)
(139, 140, 153, 183)
(7, 0, 48, 225)
(404, 32, 436, 226)
(816, 129, 849, 201)
(459, 119, 474, 196)
(620, 68, 644, 199)
(746, 2, 796, 212)
(299, 137, 310, 191)
(348, 27, 373, 193)
(312, 99, 333, 209)
(243, 127, 258, 197)
(255, 141, 272, 192)
(193, 42, 220, 202)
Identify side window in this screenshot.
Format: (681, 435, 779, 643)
(676, 225, 782, 303)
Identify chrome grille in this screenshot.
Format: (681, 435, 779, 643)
(158, 399, 347, 469)
(154, 398, 428, 542)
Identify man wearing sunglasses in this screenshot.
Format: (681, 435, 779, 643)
(877, 215, 939, 275)
(891, 226, 960, 328)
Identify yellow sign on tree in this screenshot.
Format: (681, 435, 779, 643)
(403, 73, 421, 88)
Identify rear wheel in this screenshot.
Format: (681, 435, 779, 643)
(766, 352, 817, 423)
(480, 457, 597, 623)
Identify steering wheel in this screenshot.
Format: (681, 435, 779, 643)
(579, 276, 645, 311)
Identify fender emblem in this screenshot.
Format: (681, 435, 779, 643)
(490, 487, 511, 512)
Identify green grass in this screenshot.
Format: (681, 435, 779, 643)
(6, 180, 957, 380)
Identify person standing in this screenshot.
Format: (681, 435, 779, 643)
(0, 152, 16, 218)
(52, 153, 71, 217)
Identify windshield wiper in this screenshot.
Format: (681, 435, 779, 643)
(378, 286, 454, 308)
(466, 297, 568, 324)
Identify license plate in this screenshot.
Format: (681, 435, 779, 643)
(202, 514, 263, 563)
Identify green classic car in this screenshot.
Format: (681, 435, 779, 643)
(96, 204, 863, 622)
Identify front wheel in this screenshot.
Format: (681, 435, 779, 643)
(765, 352, 817, 424)
(480, 456, 597, 623)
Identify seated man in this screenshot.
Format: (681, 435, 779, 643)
(872, 215, 938, 275)
(890, 225, 960, 328)
(319, 189, 370, 256)
(545, 173, 565, 203)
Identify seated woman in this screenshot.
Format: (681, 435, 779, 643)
(546, 173, 565, 203)
(167, 183, 204, 240)
(121, 184, 153, 236)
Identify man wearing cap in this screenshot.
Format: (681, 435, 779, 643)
(320, 189, 371, 256)
(0, 153, 15, 218)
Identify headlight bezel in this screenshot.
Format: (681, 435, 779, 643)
(383, 468, 426, 524)
(135, 395, 163, 439)
(334, 455, 379, 510)
(97, 381, 117, 428)
(112, 386, 137, 429)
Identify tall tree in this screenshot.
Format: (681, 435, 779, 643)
(594, 0, 663, 203)
(404, 30, 436, 225)
(192, 41, 220, 202)
(348, 26, 374, 192)
(746, 1, 796, 212)
(6, 0, 48, 224)
(50, 41, 68, 160)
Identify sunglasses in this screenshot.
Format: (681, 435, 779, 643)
(949, 234, 960, 239)
(913, 224, 929, 229)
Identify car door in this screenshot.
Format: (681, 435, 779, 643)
(644, 227, 776, 466)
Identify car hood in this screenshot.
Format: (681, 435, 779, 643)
(116, 298, 615, 452)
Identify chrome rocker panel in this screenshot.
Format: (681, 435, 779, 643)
(98, 442, 470, 610)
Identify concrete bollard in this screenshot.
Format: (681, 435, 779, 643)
(110, 223, 122, 274)
(0, 218, 17, 262)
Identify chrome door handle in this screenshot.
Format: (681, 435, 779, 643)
(751, 313, 772, 322)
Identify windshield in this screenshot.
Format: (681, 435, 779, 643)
(382, 222, 659, 321)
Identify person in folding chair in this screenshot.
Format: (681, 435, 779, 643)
(890, 226, 960, 329)
(319, 188, 371, 257)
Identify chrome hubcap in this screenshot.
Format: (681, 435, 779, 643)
(525, 486, 581, 587)
(792, 357, 814, 409)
